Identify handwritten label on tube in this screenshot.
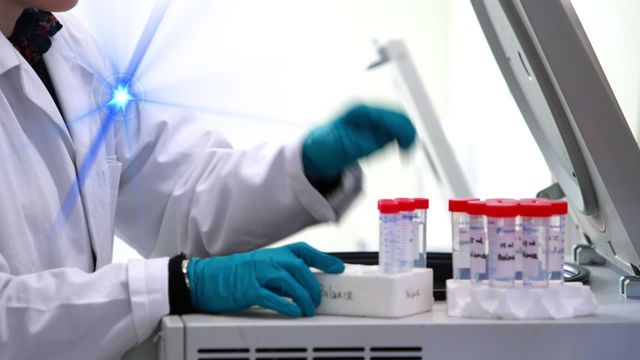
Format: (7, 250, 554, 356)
(470, 226, 486, 277)
(522, 225, 540, 278)
(489, 222, 515, 278)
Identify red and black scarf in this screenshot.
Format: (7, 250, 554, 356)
(8, 8, 63, 66)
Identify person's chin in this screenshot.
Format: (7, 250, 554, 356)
(36, 0, 79, 12)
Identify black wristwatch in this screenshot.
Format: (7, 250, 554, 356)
(168, 254, 194, 314)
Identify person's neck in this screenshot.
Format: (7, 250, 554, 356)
(0, 3, 24, 37)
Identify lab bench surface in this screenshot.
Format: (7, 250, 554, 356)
(124, 265, 640, 360)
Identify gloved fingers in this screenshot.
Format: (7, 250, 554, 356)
(346, 105, 416, 149)
(265, 271, 316, 317)
(369, 107, 416, 149)
(279, 259, 322, 307)
(287, 242, 345, 274)
(256, 288, 302, 317)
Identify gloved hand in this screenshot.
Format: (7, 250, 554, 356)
(187, 242, 344, 317)
(302, 104, 416, 182)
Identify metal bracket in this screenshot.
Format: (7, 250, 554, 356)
(619, 276, 640, 298)
(367, 42, 391, 70)
(536, 182, 565, 200)
(573, 244, 606, 266)
(367, 39, 474, 199)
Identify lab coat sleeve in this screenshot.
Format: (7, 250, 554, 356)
(114, 107, 363, 258)
(0, 257, 169, 360)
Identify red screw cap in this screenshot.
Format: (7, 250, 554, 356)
(395, 198, 416, 212)
(518, 202, 552, 217)
(449, 198, 480, 212)
(548, 200, 568, 215)
(466, 200, 486, 216)
(486, 198, 518, 204)
(413, 198, 429, 210)
(378, 199, 399, 214)
(485, 202, 518, 218)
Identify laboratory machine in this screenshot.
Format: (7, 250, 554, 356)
(124, 0, 640, 358)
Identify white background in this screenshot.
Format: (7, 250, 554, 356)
(69, 0, 640, 262)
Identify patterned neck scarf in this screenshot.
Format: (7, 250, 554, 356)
(8, 8, 63, 66)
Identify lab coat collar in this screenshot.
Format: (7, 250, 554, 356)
(14, 43, 75, 154)
(43, 17, 105, 157)
(1, 17, 98, 137)
(45, 21, 98, 77)
(1, 31, 76, 152)
(2, 21, 82, 148)
(0, 34, 22, 76)
(44, 32, 99, 146)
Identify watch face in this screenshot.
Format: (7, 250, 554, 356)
(181, 259, 191, 288)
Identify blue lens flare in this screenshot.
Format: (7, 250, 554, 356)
(109, 84, 134, 111)
(48, 1, 296, 242)
(47, 0, 173, 241)
(96, 74, 144, 119)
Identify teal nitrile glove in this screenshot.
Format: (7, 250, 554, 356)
(302, 104, 416, 182)
(187, 242, 345, 317)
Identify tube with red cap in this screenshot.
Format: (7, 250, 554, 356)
(548, 200, 568, 284)
(450, 198, 479, 279)
(395, 198, 416, 273)
(378, 199, 400, 274)
(517, 198, 543, 280)
(413, 198, 429, 268)
(467, 201, 488, 284)
(486, 201, 518, 288)
(519, 201, 552, 287)
(487, 198, 522, 280)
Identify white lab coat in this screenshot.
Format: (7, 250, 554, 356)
(0, 14, 362, 360)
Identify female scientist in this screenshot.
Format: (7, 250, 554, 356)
(0, 1, 416, 359)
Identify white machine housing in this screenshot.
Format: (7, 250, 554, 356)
(148, 266, 640, 360)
